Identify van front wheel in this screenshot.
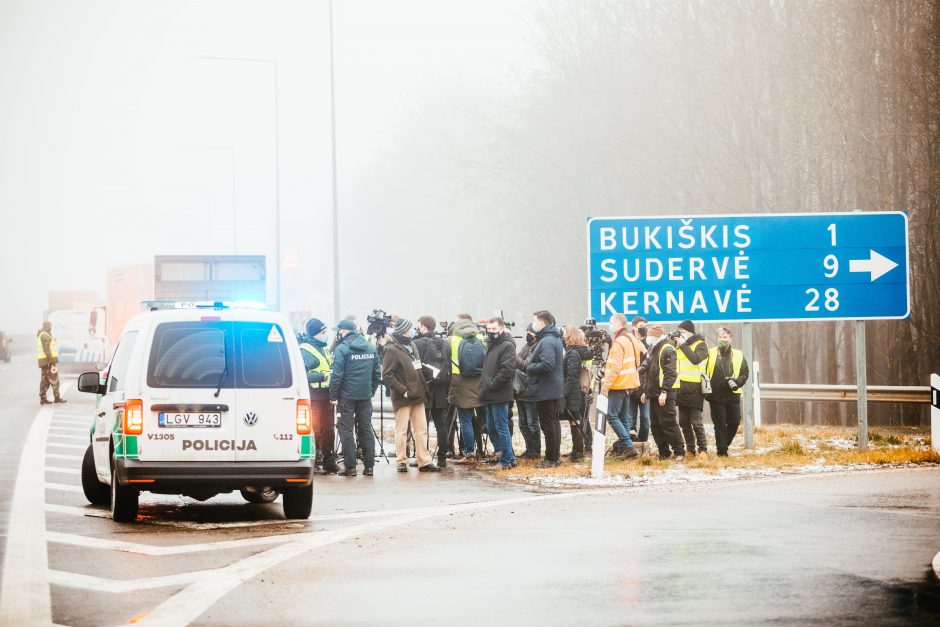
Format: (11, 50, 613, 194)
(82, 445, 110, 506)
(282, 484, 312, 519)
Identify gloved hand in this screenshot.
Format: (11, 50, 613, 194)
(727, 378, 738, 390)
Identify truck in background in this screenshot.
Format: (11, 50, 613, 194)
(46, 307, 107, 371)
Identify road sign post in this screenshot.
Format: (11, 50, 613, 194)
(742, 322, 754, 449)
(931, 374, 939, 456)
(856, 320, 868, 451)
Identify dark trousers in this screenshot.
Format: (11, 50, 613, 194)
(678, 406, 708, 453)
(650, 391, 685, 459)
(338, 398, 374, 470)
(516, 401, 537, 455)
(39, 365, 61, 401)
(537, 399, 561, 462)
(473, 408, 485, 456)
(312, 397, 337, 468)
(563, 409, 584, 457)
(426, 406, 448, 464)
(709, 401, 742, 455)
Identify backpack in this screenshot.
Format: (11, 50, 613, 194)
(457, 336, 485, 377)
(420, 336, 449, 381)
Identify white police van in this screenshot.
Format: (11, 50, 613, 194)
(77, 302, 315, 522)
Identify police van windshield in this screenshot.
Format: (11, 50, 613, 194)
(147, 321, 292, 389)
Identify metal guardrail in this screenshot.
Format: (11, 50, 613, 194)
(759, 384, 931, 404)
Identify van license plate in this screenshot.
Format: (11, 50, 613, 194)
(158, 412, 222, 428)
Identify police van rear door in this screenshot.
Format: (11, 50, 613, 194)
(142, 317, 237, 462)
(231, 319, 302, 462)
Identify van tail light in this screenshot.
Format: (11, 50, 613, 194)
(124, 399, 144, 435)
(296, 399, 312, 435)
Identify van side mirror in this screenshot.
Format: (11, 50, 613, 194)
(78, 372, 105, 395)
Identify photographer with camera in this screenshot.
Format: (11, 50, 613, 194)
(478, 317, 518, 469)
(640, 324, 686, 461)
(330, 319, 382, 476)
(526, 310, 565, 468)
(381, 318, 441, 473)
(675, 319, 710, 456)
(449, 316, 486, 464)
(705, 327, 750, 456)
(413, 315, 451, 468)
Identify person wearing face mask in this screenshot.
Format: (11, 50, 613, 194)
(413, 315, 451, 468)
(382, 318, 441, 473)
(526, 310, 565, 468)
(640, 324, 686, 461)
(626, 316, 651, 454)
(514, 324, 541, 459)
(599, 314, 642, 459)
(705, 327, 750, 456)
(299, 318, 338, 475)
(478, 318, 518, 469)
(674, 319, 710, 456)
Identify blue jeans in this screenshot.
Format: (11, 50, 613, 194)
(484, 403, 516, 466)
(524, 401, 541, 454)
(626, 393, 651, 443)
(457, 408, 476, 456)
(606, 390, 635, 449)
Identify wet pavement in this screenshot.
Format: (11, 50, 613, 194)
(0, 355, 938, 625)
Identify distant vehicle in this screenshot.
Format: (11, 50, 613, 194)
(76, 302, 314, 522)
(0, 332, 11, 362)
(47, 308, 107, 370)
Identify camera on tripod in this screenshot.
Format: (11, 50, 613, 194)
(580, 317, 611, 363)
(366, 309, 391, 338)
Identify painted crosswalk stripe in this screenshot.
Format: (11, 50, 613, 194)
(45, 503, 108, 519)
(48, 435, 87, 443)
(47, 443, 85, 451)
(45, 453, 82, 462)
(49, 426, 87, 433)
(49, 569, 205, 593)
(45, 467, 80, 476)
(45, 482, 83, 494)
(46, 531, 297, 556)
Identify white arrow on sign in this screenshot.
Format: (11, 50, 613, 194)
(849, 249, 898, 282)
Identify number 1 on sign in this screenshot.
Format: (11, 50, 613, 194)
(828, 224, 836, 246)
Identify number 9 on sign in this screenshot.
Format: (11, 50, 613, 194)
(805, 287, 840, 312)
(823, 254, 838, 277)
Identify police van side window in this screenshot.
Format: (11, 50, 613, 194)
(107, 331, 138, 393)
(147, 322, 232, 388)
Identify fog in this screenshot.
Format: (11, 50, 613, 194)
(1, 1, 937, 423)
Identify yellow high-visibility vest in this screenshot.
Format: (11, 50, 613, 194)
(706, 347, 744, 394)
(37, 331, 58, 360)
(450, 332, 485, 374)
(677, 339, 707, 383)
(658, 344, 681, 389)
(299, 343, 331, 389)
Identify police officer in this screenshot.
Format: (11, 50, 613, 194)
(674, 319, 709, 456)
(330, 319, 382, 477)
(705, 327, 750, 456)
(299, 318, 338, 475)
(37, 321, 66, 405)
(640, 324, 684, 461)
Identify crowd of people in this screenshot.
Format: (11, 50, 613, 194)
(296, 310, 750, 477)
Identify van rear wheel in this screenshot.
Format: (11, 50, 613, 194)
(81, 445, 110, 506)
(282, 484, 313, 519)
(240, 488, 278, 504)
(110, 453, 139, 522)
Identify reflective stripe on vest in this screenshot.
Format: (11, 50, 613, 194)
(706, 347, 744, 394)
(299, 343, 332, 388)
(677, 339, 707, 383)
(37, 332, 58, 360)
(658, 344, 681, 389)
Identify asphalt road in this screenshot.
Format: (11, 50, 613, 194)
(0, 356, 938, 626)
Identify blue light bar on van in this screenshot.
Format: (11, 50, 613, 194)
(141, 300, 269, 311)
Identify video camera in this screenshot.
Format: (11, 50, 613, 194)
(580, 317, 612, 363)
(366, 309, 391, 338)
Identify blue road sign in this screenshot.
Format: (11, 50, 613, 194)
(587, 212, 909, 323)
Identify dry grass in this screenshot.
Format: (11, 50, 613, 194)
(477, 423, 939, 484)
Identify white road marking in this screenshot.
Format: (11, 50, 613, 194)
(46, 442, 85, 450)
(45, 503, 109, 519)
(45, 482, 84, 494)
(45, 452, 82, 461)
(48, 434, 88, 443)
(46, 531, 297, 556)
(0, 383, 72, 624)
(49, 569, 205, 593)
(49, 425, 87, 432)
(46, 467, 80, 476)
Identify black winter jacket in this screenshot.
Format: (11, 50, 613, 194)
(643, 338, 678, 397)
(526, 324, 564, 402)
(676, 334, 709, 410)
(478, 332, 517, 404)
(413, 332, 451, 409)
(329, 332, 381, 401)
(707, 347, 750, 404)
(563, 344, 593, 416)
